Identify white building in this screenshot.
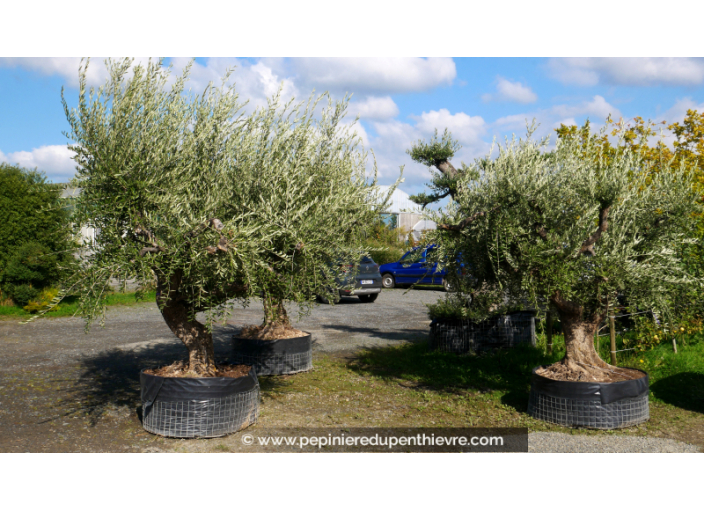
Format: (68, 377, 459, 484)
(61, 188, 96, 253)
(375, 185, 436, 241)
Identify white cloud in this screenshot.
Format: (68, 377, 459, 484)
(163, 58, 301, 112)
(492, 95, 622, 146)
(0, 57, 155, 88)
(410, 109, 487, 147)
(551, 95, 622, 121)
(370, 120, 419, 155)
(366, 109, 489, 192)
(0, 57, 299, 109)
(482, 77, 537, 104)
(273, 58, 456, 94)
(347, 96, 399, 120)
(0, 57, 452, 118)
(553, 118, 577, 129)
(494, 114, 536, 132)
(339, 121, 370, 148)
(0, 145, 75, 182)
(662, 97, 704, 123)
(548, 58, 704, 86)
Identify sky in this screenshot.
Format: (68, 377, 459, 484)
(1, 57, 703, 196)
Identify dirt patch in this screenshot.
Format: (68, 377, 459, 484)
(536, 363, 644, 382)
(240, 323, 307, 340)
(144, 362, 251, 378)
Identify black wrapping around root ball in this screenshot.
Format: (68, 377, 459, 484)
(140, 367, 259, 438)
(232, 333, 313, 376)
(527, 367, 649, 429)
(430, 312, 536, 353)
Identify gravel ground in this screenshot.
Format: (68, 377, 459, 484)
(0, 288, 442, 370)
(529, 432, 699, 453)
(0, 287, 700, 453)
(226, 288, 442, 352)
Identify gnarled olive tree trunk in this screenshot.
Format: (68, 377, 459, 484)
(550, 295, 610, 381)
(263, 294, 290, 328)
(157, 271, 215, 376)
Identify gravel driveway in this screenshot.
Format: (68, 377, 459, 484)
(0, 288, 699, 452)
(0, 288, 442, 367)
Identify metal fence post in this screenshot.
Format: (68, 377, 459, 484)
(610, 314, 617, 365)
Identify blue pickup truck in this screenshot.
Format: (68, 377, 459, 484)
(379, 245, 456, 291)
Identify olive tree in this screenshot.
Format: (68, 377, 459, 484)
(227, 92, 388, 338)
(60, 58, 385, 375)
(411, 124, 702, 381)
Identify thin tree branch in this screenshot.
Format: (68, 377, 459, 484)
(579, 205, 610, 256)
(139, 246, 166, 257)
(185, 218, 225, 239)
(527, 200, 548, 241)
(438, 202, 516, 232)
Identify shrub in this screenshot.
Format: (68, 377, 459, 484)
(366, 218, 407, 265)
(8, 285, 39, 308)
(23, 287, 60, 313)
(427, 292, 526, 322)
(0, 241, 64, 306)
(0, 164, 75, 287)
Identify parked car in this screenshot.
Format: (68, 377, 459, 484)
(379, 245, 458, 291)
(317, 255, 383, 304)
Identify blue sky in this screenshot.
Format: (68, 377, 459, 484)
(1, 57, 703, 196)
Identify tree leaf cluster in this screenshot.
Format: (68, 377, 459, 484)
(420, 122, 702, 324)
(61, 58, 386, 330)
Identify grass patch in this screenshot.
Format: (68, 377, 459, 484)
(616, 338, 704, 413)
(254, 333, 704, 450)
(0, 290, 157, 319)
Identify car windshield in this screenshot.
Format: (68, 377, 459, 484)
(361, 256, 375, 264)
(401, 249, 425, 264)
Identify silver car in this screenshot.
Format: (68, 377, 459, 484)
(317, 256, 382, 303)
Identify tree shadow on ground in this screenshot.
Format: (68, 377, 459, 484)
(333, 297, 369, 305)
(404, 286, 445, 292)
(347, 340, 559, 413)
(650, 372, 704, 414)
(320, 324, 429, 343)
(67, 341, 183, 425)
(63, 323, 290, 426)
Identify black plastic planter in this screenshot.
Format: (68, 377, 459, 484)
(232, 333, 313, 375)
(527, 367, 649, 429)
(429, 311, 536, 354)
(140, 367, 259, 438)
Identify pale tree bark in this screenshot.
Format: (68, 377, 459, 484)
(435, 160, 458, 180)
(547, 293, 610, 381)
(262, 294, 290, 328)
(156, 271, 216, 376)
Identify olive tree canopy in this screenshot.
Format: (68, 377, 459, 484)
(411, 124, 702, 381)
(60, 58, 388, 376)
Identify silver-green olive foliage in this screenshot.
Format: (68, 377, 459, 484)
(417, 124, 702, 325)
(61, 58, 383, 345)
